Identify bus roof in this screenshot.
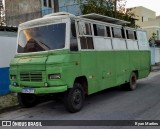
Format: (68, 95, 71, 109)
(19, 12, 131, 29)
(79, 13, 130, 25)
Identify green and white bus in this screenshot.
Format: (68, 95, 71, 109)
(10, 12, 150, 113)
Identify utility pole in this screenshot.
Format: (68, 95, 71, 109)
(0, 0, 5, 26)
(114, 0, 117, 18)
(54, 0, 59, 12)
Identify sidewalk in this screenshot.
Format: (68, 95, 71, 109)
(151, 63, 160, 71)
(0, 93, 19, 114)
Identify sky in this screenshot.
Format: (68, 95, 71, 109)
(126, 0, 160, 16)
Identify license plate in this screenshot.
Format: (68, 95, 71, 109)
(22, 88, 34, 93)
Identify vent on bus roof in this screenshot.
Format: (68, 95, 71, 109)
(44, 12, 75, 18)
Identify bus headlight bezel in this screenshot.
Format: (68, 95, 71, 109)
(48, 73, 61, 80)
(10, 75, 16, 80)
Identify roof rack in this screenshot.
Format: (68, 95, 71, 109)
(79, 13, 130, 25)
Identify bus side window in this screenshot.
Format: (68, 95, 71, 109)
(79, 22, 94, 49)
(79, 22, 92, 35)
(93, 24, 105, 36)
(70, 21, 78, 51)
(80, 37, 94, 49)
(85, 23, 92, 35)
(106, 26, 111, 37)
(126, 30, 135, 40)
(134, 31, 137, 40)
(121, 29, 125, 38)
(112, 27, 122, 38)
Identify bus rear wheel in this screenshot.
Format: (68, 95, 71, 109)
(64, 83, 85, 113)
(18, 93, 38, 108)
(127, 72, 137, 90)
(122, 72, 137, 91)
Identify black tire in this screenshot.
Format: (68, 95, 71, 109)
(121, 72, 137, 91)
(123, 72, 137, 91)
(18, 93, 38, 108)
(64, 83, 85, 113)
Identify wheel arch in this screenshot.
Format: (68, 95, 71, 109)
(74, 76, 88, 95)
(132, 70, 139, 79)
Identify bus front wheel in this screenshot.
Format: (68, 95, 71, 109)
(64, 83, 85, 113)
(18, 93, 38, 108)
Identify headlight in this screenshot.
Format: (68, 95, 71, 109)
(44, 82, 48, 87)
(48, 73, 61, 80)
(13, 82, 17, 86)
(10, 75, 16, 80)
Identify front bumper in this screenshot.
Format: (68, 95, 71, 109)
(9, 85, 68, 94)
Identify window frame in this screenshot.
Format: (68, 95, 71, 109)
(43, 0, 47, 7)
(48, 0, 52, 8)
(78, 21, 94, 50)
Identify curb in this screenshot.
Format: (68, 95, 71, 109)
(0, 105, 20, 114)
(151, 67, 160, 71)
(151, 65, 160, 71)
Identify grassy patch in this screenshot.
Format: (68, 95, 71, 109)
(0, 93, 18, 110)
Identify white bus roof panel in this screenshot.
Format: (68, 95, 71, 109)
(79, 13, 130, 25)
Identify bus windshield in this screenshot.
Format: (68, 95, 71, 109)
(18, 23, 66, 53)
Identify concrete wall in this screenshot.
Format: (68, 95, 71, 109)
(5, 0, 81, 25)
(59, 0, 81, 15)
(150, 47, 160, 65)
(0, 32, 17, 95)
(5, 0, 84, 25)
(5, 0, 41, 15)
(129, 6, 156, 24)
(5, 0, 42, 26)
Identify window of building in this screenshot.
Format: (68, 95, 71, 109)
(112, 28, 122, 38)
(48, 0, 52, 8)
(44, 0, 47, 7)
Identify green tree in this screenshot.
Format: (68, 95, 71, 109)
(0, 0, 5, 26)
(149, 32, 157, 42)
(78, 0, 138, 28)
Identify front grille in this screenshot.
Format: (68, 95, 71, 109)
(20, 72, 42, 82)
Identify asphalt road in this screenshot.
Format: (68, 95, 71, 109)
(1, 71, 160, 129)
